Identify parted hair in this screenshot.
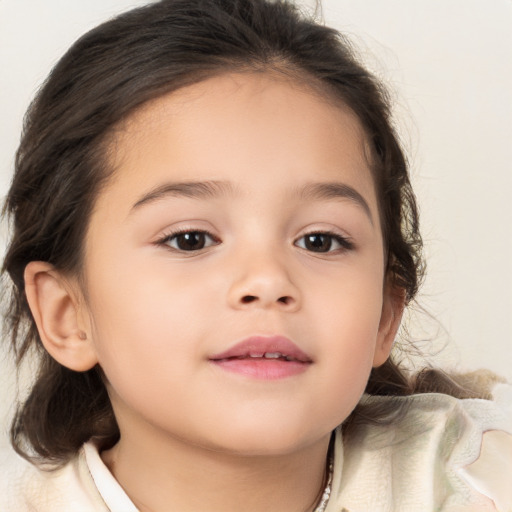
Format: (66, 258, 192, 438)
(2, 0, 490, 466)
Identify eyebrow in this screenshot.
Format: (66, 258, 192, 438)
(131, 179, 373, 223)
(298, 182, 373, 224)
(131, 180, 234, 210)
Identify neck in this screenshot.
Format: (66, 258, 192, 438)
(101, 427, 331, 512)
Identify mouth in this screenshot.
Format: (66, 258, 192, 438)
(209, 336, 312, 380)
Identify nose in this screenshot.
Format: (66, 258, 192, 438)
(226, 250, 301, 312)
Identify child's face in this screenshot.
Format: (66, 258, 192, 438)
(77, 72, 401, 455)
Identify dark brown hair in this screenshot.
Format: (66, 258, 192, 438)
(2, 0, 490, 465)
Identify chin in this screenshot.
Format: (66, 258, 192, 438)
(203, 420, 330, 457)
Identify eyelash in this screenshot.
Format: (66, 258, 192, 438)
(156, 228, 354, 255)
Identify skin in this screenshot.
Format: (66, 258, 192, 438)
(25, 71, 403, 511)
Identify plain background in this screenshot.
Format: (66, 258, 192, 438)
(1, 0, 511, 449)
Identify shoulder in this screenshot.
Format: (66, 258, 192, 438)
(456, 383, 512, 512)
(0, 443, 110, 512)
(331, 383, 512, 512)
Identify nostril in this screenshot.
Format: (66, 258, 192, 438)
(238, 295, 295, 306)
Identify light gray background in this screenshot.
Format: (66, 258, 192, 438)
(1, 0, 511, 448)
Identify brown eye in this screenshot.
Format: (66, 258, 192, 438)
(295, 232, 353, 253)
(164, 231, 218, 251)
(304, 234, 332, 252)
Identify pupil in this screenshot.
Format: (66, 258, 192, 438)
(178, 232, 205, 250)
(306, 234, 331, 252)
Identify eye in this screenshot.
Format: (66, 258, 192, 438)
(159, 230, 219, 252)
(295, 232, 353, 253)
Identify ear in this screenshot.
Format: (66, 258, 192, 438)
(373, 282, 406, 368)
(24, 261, 98, 372)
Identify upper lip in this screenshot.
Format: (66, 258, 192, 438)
(209, 335, 312, 363)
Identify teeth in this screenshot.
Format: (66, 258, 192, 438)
(244, 352, 294, 361)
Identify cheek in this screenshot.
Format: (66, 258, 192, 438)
(85, 288, 199, 423)
(312, 258, 384, 340)
(300, 268, 384, 422)
(82, 243, 228, 384)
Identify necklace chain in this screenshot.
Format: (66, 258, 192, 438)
(312, 453, 334, 512)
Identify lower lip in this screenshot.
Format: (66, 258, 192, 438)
(210, 358, 310, 380)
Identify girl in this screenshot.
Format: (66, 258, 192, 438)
(1, 0, 511, 510)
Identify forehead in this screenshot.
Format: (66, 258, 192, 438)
(100, 71, 377, 215)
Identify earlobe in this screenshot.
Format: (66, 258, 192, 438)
(373, 284, 406, 368)
(24, 261, 98, 372)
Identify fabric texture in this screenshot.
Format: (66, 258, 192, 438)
(325, 383, 512, 512)
(1, 384, 510, 512)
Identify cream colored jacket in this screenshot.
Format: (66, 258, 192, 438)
(1, 385, 511, 512)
